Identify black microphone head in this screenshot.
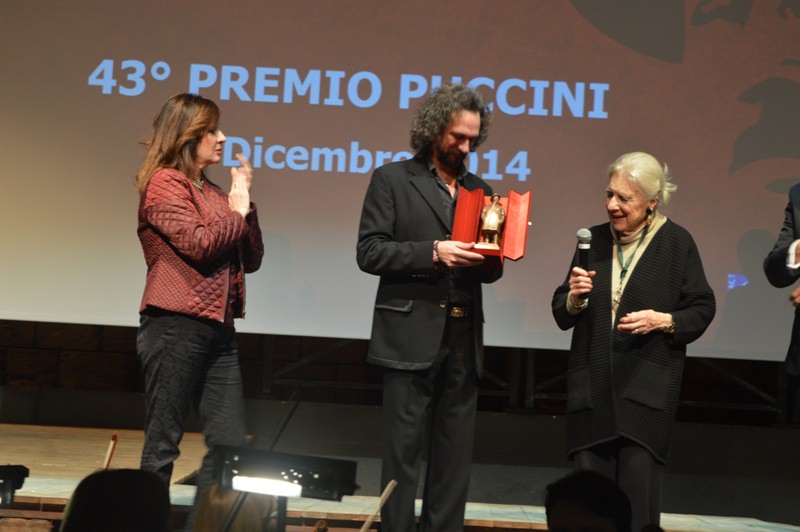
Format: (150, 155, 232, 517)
(577, 228, 592, 244)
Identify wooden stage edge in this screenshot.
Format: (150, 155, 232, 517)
(1, 424, 799, 531)
(0, 497, 552, 532)
(5, 494, 800, 532)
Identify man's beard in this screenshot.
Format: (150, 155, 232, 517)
(434, 143, 466, 175)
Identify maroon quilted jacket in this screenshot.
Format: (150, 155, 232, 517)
(138, 168, 264, 324)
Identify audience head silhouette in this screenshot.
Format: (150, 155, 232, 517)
(60, 468, 170, 532)
(192, 482, 278, 532)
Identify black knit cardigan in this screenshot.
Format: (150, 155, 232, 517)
(552, 219, 716, 464)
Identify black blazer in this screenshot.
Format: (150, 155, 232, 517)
(356, 157, 501, 372)
(764, 183, 800, 375)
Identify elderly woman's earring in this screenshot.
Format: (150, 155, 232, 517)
(646, 207, 653, 225)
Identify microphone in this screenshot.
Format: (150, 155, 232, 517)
(576, 228, 591, 299)
(577, 228, 591, 270)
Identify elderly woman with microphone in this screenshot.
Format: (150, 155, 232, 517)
(551, 151, 716, 532)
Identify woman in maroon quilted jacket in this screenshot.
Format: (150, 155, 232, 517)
(134, 93, 264, 526)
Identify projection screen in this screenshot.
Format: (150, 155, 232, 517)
(2, 0, 799, 362)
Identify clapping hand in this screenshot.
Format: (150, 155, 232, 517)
(228, 153, 253, 217)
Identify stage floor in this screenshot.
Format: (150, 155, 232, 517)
(2, 423, 799, 531)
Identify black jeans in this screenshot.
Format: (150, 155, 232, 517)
(137, 311, 247, 523)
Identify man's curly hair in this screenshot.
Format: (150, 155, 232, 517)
(409, 84, 491, 159)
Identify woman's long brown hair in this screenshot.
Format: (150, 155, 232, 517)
(135, 93, 220, 194)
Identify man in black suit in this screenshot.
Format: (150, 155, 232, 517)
(764, 183, 800, 423)
(357, 84, 502, 532)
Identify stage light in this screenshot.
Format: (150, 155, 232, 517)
(0, 465, 29, 508)
(213, 445, 358, 501)
(230, 475, 302, 498)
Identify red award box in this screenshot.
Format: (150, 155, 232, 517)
(452, 189, 531, 266)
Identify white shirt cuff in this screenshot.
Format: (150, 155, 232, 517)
(788, 240, 800, 270)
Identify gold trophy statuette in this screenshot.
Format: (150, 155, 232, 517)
(476, 194, 505, 250)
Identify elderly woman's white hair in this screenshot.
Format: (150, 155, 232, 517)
(607, 151, 677, 209)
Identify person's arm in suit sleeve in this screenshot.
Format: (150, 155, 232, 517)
(765, 190, 800, 288)
(356, 167, 435, 276)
